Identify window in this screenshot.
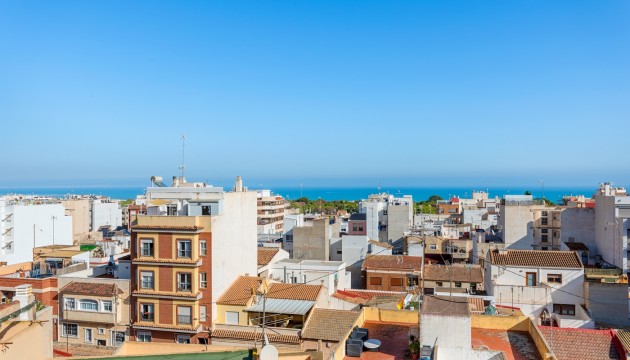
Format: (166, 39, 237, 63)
(85, 328, 93, 343)
(383, 210, 388, 215)
(337, 250, 342, 254)
(177, 306, 192, 324)
(102, 301, 113, 312)
(62, 323, 78, 337)
(178, 273, 192, 292)
(390, 278, 403, 287)
(541, 218, 548, 226)
(541, 211, 548, 217)
(542, 247, 548, 250)
(140, 271, 154, 289)
(113, 331, 125, 346)
(455, 282, 462, 288)
(200, 272, 207, 289)
(98, 328, 105, 335)
(140, 239, 154, 257)
(369, 277, 382, 286)
(541, 229, 548, 234)
(136, 331, 152, 342)
(200, 240, 207, 256)
(200, 305, 207, 322)
(547, 274, 562, 284)
(64, 298, 75, 310)
(541, 235, 548, 242)
(178, 240, 192, 258)
(553, 304, 576, 316)
(352, 223, 364, 232)
(141, 303, 154, 321)
(226, 311, 239, 324)
(176, 334, 191, 344)
(429, 244, 438, 250)
(526, 272, 537, 286)
(79, 299, 99, 311)
(436, 282, 443, 287)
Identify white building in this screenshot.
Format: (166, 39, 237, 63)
(256, 190, 287, 237)
(485, 249, 592, 328)
(91, 199, 122, 231)
(498, 195, 545, 249)
(359, 193, 413, 244)
(1, 197, 73, 265)
(268, 258, 349, 295)
(594, 183, 630, 273)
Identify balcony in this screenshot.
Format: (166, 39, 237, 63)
(62, 309, 120, 324)
(132, 257, 202, 267)
(492, 284, 551, 306)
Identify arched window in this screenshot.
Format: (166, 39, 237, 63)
(79, 299, 99, 311)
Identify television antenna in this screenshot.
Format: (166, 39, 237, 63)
(179, 134, 187, 180)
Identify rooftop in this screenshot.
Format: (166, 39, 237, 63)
(349, 213, 367, 221)
(267, 283, 322, 301)
(301, 308, 361, 342)
(424, 264, 483, 283)
(471, 328, 541, 360)
(368, 240, 394, 250)
(489, 250, 583, 268)
(60, 281, 122, 297)
(257, 248, 280, 266)
(564, 242, 589, 251)
(216, 276, 262, 306)
(538, 326, 620, 360)
(362, 255, 422, 272)
(332, 289, 405, 305)
(421, 295, 470, 316)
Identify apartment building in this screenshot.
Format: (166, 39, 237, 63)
(498, 195, 548, 250)
(130, 176, 257, 344)
(532, 208, 562, 250)
(594, 183, 630, 273)
(256, 190, 287, 237)
(359, 193, 413, 244)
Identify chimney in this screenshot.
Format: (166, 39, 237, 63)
(14, 284, 35, 321)
(172, 176, 180, 187)
(234, 176, 243, 192)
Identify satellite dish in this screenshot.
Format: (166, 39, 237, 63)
(260, 344, 278, 360)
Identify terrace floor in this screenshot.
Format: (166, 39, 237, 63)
(471, 328, 541, 360)
(345, 321, 416, 360)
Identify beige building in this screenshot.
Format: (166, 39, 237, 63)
(292, 217, 340, 261)
(532, 208, 562, 250)
(257, 190, 288, 236)
(58, 280, 129, 347)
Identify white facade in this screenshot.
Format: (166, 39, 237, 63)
(359, 193, 413, 243)
(268, 259, 349, 295)
(594, 183, 630, 273)
(91, 199, 122, 231)
(498, 195, 539, 249)
(1, 199, 73, 265)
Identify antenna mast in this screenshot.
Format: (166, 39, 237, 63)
(179, 134, 187, 180)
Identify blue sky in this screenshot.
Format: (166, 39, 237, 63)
(0, 1, 629, 188)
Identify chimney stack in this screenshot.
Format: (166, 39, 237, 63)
(235, 176, 243, 192)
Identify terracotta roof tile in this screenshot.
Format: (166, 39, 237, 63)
(362, 255, 422, 272)
(302, 309, 361, 342)
(267, 283, 322, 301)
(489, 250, 583, 268)
(60, 282, 121, 297)
(258, 248, 280, 266)
(564, 242, 589, 251)
(210, 329, 301, 344)
(424, 264, 483, 283)
(217, 276, 262, 305)
(539, 327, 620, 360)
(133, 321, 201, 332)
(332, 290, 405, 305)
(616, 330, 630, 354)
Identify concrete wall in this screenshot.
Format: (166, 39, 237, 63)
(92, 200, 123, 231)
(0, 306, 53, 360)
(293, 218, 330, 261)
(499, 204, 535, 249)
(471, 314, 529, 331)
(584, 281, 630, 327)
(359, 201, 386, 241)
(62, 199, 91, 243)
(211, 191, 258, 322)
(362, 307, 418, 324)
(420, 313, 470, 349)
(387, 204, 412, 244)
(561, 208, 595, 249)
(594, 194, 630, 272)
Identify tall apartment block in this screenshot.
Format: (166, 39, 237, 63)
(130, 176, 257, 343)
(256, 190, 287, 238)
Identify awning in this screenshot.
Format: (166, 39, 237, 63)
(244, 299, 315, 315)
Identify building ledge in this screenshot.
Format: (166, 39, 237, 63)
(132, 321, 202, 333)
(132, 290, 202, 300)
(132, 257, 202, 266)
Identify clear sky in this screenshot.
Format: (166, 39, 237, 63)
(1, 1, 629, 188)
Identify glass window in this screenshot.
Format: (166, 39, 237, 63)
(200, 272, 207, 289)
(136, 331, 152, 342)
(79, 299, 99, 311)
(140, 239, 154, 257)
(178, 273, 192, 292)
(226, 311, 239, 324)
(200, 305, 207, 322)
(455, 282, 462, 288)
(141, 303, 154, 321)
(369, 277, 382, 286)
(63, 323, 78, 337)
(541, 235, 548, 242)
(141, 271, 154, 289)
(200, 240, 207, 256)
(429, 244, 438, 250)
(64, 298, 75, 310)
(177, 306, 192, 324)
(102, 301, 113, 312)
(547, 274, 562, 284)
(553, 304, 575, 316)
(176, 334, 191, 344)
(178, 240, 192, 258)
(85, 328, 93, 343)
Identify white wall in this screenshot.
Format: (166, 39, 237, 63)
(499, 204, 535, 249)
(594, 194, 630, 272)
(0, 202, 72, 264)
(211, 190, 258, 322)
(341, 235, 368, 266)
(359, 201, 385, 241)
(269, 260, 348, 295)
(92, 200, 122, 230)
(420, 314, 470, 348)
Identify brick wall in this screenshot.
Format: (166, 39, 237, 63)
(158, 234, 172, 259)
(158, 267, 173, 292)
(364, 271, 408, 292)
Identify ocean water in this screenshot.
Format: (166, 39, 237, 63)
(0, 185, 596, 203)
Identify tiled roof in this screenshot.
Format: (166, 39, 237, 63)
(131, 225, 204, 232)
(362, 255, 422, 272)
(332, 290, 405, 305)
(132, 290, 201, 299)
(424, 264, 483, 283)
(421, 295, 470, 316)
(258, 248, 280, 266)
(302, 309, 361, 342)
(539, 327, 620, 360)
(210, 329, 301, 344)
(267, 283, 322, 301)
(564, 242, 589, 251)
(368, 240, 394, 250)
(489, 250, 583, 268)
(216, 276, 262, 306)
(60, 282, 121, 297)
(616, 330, 630, 354)
(467, 297, 485, 314)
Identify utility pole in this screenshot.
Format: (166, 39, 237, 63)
(51, 216, 57, 246)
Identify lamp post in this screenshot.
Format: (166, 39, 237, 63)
(51, 215, 57, 246)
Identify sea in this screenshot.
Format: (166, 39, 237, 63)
(0, 185, 597, 203)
